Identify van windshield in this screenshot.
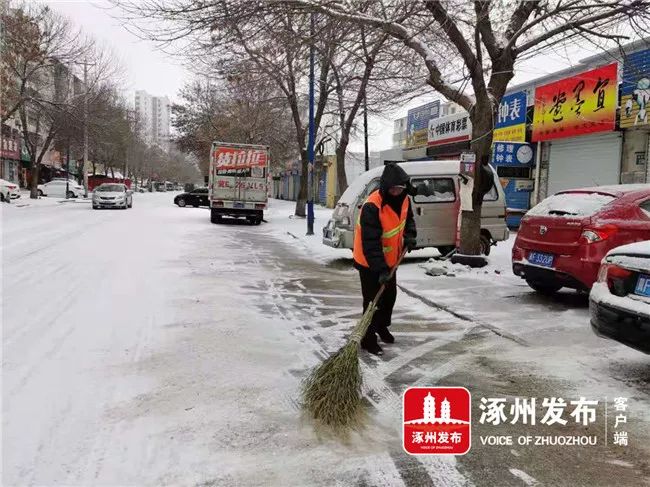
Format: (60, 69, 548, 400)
(527, 192, 615, 217)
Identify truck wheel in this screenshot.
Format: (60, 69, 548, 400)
(211, 209, 222, 224)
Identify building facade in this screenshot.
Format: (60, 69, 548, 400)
(134, 90, 171, 151)
(383, 38, 650, 227)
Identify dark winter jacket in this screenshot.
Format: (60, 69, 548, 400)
(354, 163, 417, 274)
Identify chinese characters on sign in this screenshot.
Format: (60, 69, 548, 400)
(407, 101, 441, 148)
(620, 48, 650, 128)
(532, 63, 618, 141)
(427, 113, 472, 147)
(212, 147, 268, 171)
(494, 92, 527, 142)
(479, 396, 599, 426)
(613, 397, 628, 446)
(492, 142, 534, 166)
(0, 131, 21, 160)
(403, 387, 471, 455)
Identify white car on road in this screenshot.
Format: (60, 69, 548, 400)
(92, 183, 133, 209)
(38, 179, 85, 198)
(0, 179, 19, 202)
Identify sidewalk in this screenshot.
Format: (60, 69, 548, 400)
(9, 190, 92, 208)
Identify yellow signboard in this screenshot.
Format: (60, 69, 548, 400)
(493, 123, 526, 142)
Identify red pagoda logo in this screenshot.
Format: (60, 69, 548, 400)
(403, 387, 471, 455)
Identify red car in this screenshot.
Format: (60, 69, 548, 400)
(512, 185, 650, 295)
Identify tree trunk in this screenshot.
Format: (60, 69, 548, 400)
(459, 106, 494, 255)
(335, 141, 349, 201)
(294, 149, 308, 216)
(29, 160, 40, 199)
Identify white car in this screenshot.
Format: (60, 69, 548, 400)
(590, 240, 650, 354)
(92, 183, 133, 209)
(0, 179, 19, 202)
(38, 179, 85, 198)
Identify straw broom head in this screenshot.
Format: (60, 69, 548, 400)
(301, 302, 377, 433)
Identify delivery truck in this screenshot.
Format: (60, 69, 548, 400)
(209, 141, 270, 225)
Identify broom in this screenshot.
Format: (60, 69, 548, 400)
(301, 248, 408, 433)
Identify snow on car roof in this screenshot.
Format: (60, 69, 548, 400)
(558, 184, 650, 197)
(607, 240, 650, 257)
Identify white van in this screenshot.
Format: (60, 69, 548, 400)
(322, 160, 509, 255)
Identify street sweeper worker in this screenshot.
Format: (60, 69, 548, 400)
(352, 163, 417, 355)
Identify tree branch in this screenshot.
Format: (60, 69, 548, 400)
(425, 1, 478, 72)
(474, 1, 500, 60)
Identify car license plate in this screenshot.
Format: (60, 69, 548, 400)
(634, 274, 650, 297)
(528, 251, 555, 268)
(233, 202, 244, 208)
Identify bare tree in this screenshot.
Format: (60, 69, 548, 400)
(286, 0, 650, 254)
(173, 73, 295, 176)
(322, 23, 429, 196)
(3, 3, 122, 198)
(114, 1, 347, 216)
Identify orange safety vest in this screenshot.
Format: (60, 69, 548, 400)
(353, 190, 410, 269)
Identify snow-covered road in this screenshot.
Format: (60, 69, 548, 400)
(3, 194, 649, 486)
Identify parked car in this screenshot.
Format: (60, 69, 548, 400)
(37, 179, 84, 198)
(512, 184, 650, 294)
(92, 183, 133, 209)
(0, 179, 19, 201)
(174, 187, 209, 208)
(323, 160, 509, 255)
(590, 241, 650, 354)
(0, 179, 18, 203)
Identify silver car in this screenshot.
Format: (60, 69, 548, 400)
(92, 183, 133, 209)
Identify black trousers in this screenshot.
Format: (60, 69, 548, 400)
(358, 267, 397, 342)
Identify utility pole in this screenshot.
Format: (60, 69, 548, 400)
(361, 24, 369, 173)
(83, 60, 89, 198)
(363, 94, 369, 172)
(66, 136, 71, 198)
(306, 13, 315, 236)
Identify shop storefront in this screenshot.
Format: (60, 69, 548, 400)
(0, 125, 21, 184)
(619, 47, 650, 184)
(532, 62, 620, 196)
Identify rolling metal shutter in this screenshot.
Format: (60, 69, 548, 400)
(547, 132, 622, 195)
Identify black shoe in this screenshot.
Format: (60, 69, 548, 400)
(361, 339, 384, 356)
(377, 328, 395, 344)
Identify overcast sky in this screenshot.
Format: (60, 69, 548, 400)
(43, 0, 611, 153)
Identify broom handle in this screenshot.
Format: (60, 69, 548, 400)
(368, 248, 408, 309)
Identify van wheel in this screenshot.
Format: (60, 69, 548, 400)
(480, 234, 491, 256)
(526, 280, 562, 296)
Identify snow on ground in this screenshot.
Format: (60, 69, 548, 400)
(3, 194, 649, 486)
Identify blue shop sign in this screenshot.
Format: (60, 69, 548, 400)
(492, 142, 534, 166)
(496, 91, 527, 129)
